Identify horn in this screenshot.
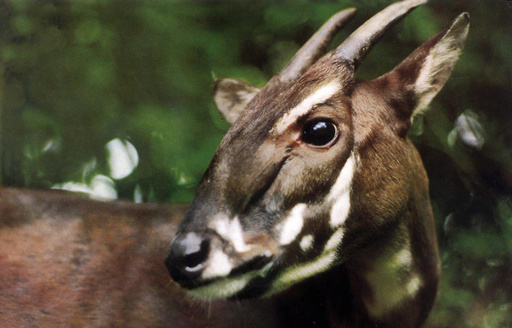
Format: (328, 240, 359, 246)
(336, 0, 427, 69)
(279, 8, 357, 84)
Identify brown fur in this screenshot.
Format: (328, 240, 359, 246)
(0, 188, 279, 328)
(0, 4, 468, 328)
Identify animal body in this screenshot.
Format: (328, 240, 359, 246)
(166, 0, 469, 327)
(0, 1, 468, 327)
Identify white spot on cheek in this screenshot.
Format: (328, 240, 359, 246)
(328, 153, 356, 228)
(299, 235, 314, 252)
(279, 203, 306, 245)
(201, 250, 232, 279)
(274, 80, 341, 133)
(209, 214, 251, 252)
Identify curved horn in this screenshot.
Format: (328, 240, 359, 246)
(336, 0, 427, 69)
(279, 8, 357, 84)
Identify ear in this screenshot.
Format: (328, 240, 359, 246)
(387, 12, 470, 118)
(212, 78, 261, 124)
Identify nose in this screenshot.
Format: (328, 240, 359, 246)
(165, 232, 210, 288)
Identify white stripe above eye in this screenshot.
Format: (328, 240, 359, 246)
(274, 80, 341, 133)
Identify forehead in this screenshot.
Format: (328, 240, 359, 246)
(220, 55, 354, 151)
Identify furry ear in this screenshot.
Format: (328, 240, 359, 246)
(213, 78, 260, 124)
(388, 12, 470, 118)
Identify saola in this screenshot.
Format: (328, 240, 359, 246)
(166, 0, 469, 327)
(0, 1, 469, 327)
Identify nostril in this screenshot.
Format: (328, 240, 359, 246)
(181, 239, 209, 272)
(166, 232, 210, 286)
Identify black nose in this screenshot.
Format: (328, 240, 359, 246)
(165, 232, 210, 288)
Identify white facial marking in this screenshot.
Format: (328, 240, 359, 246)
(365, 274, 424, 318)
(190, 261, 274, 300)
(363, 242, 422, 318)
(328, 153, 356, 228)
(191, 272, 253, 300)
(324, 228, 344, 252)
(406, 275, 422, 296)
(299, 235, 314, 252)
(201, 249, 232, 280)
(395, 248, 413, 268)
(209, 214, 251, 252)
(266, 209, 350, 296)
(279, 203, 306, 245)
(266, 250, 337, 297)
(274, 80, 341, 133)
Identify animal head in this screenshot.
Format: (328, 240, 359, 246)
(166, 0, 469, 300)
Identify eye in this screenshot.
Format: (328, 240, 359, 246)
(301, 119, 338, 147)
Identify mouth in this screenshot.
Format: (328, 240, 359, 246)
(186, 258, 276, 300)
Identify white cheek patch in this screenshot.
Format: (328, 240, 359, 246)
(299, 235, 314, 252)
(209, 214, 251, 252)
(201, 249, 233, 280)
(279, 203, 306, 245)
(266, 176, 354, 296)
(267, 227, 346, 297)
(328, 153, 356, 228)
(274, 80, 341, 134)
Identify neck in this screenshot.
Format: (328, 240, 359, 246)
(344, 211, 439, 327)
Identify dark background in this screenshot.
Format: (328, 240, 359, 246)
(0, 0, 511, 326)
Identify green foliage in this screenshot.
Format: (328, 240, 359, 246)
(0, 0, 511, 326)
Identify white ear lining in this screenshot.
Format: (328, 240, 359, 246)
(412, 14, 469, 118)
(213, 78, 261, 124)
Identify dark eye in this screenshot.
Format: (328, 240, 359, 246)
(301, 119, 338, 147)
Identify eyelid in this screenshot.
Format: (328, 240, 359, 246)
(296, 102, 328, 125)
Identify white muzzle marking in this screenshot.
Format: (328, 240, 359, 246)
(209, 214, 251, 252)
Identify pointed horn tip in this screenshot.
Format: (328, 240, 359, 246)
(327, 7, 357, 26)
(402, 0, 428, 7)
(456, 12, 470, 25)
(335, 0, 428, 68)
(392, 0, 428, 12)
(387, 0, 427, 12)
(327, 8, 357, 26)
(336, 7, 357, 17)
(446, 12, 470, 36)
